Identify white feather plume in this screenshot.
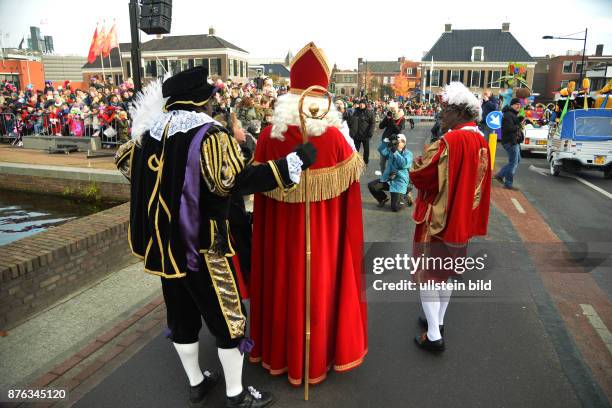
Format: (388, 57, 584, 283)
(129, 71, 172, 143)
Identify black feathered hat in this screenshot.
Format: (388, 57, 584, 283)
(162, 66, 217, 111)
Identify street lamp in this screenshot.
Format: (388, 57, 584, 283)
(542, 29, 588, 85)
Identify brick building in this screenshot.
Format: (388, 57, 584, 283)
(533, 44, 612, 101)
(331, 66, 358, 97)
(420, 23, 535, 99)
(0, 52, 45, 91)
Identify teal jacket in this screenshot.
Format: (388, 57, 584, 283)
(378, 142, 412, 194)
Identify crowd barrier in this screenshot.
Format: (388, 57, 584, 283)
(0, 112, 130, 147)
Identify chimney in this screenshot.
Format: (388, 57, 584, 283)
(596, 44, 603, 56)
(398, 56, 405, 63)
(208, 26, 215, 36)
(444, 23, 452, 33)
(358, 57, 363, 64)
(502, 22, 510, 32)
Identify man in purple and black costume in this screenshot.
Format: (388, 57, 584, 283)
(115, 66, 316, 408)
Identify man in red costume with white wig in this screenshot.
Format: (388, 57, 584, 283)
(410, 81, 492, 353)
(249, 42, 368, 385)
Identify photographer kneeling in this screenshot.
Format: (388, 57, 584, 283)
(368, 134, 413, 211)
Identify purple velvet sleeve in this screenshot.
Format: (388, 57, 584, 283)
(179, 123, 212, 271)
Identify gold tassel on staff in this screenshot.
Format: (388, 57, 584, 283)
(297, 85, 332, 401)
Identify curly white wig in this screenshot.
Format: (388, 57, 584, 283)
(441, 82, 482, 121)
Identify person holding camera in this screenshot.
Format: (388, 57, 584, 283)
(378, 101, 405, 173)
(368, 133, 413, 211)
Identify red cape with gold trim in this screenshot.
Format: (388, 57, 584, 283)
(249, 124, 368, 385)
(411, 122, 492, 246)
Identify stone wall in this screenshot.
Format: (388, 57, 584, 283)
(0, 162, 130, 202)
(0, 202, 135, 330)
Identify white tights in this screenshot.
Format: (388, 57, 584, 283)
(420, 288, 453, 341)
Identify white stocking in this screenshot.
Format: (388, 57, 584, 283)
(218, 347, 244, 397)
(173, 342, 204, 386)
(438, 288, 453, 326)
(420, 289, 442, 341)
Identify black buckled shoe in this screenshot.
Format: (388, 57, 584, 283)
(418, 316, 444, 336)
(414, 332, 445, 353)
(189, 370, 219, 408)
(226, 386, 275, 408)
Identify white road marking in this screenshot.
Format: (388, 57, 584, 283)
(511, 198, 526, 214)
(567, 174, 612, 201)
(580, 304, 612, 355)
(528, 164, 549, 176)
(528, 165, 612, 200)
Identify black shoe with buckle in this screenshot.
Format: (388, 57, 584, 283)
(226, 386, 275, 408)
(189, 370, 219, 408)
(414, 332, 445, 353)
(418, 316, 444, 336)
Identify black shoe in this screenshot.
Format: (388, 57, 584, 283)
(494, 175, 504, 184)
(226, 386, 275, 408)
(414, 332, 445, 353)
(189, 371, 220, 408)
(377, 197, 389, 207)
(418, 316, 444, 336)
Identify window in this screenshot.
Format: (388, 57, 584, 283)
(351, 88, 355, 95)
(489, 70, 502, 88)
(126, 61, 132, 78)
(471, 47, 484, 62)
(145, 60, 157, 77)
(470, 70, 481, 87)
(169, 60, 181, 74)
(560, 80, 569, 88)
(156, 59, 168, 76)
(340, 88, 346, 95)
(390, 76, 395, 84)
(234, 60, 239, 77)
(210, 58, 221, 76)
(431, 69, 440, 87)
(575, 62, 583, 74)
(562, 61, 573, 73)
(240, 61, 244, 77)
(181, 59, 190, 72)
(450, 70, 461, 82)
(228, 59, 233, 76)
(406, 67, 414, 75)
(0, 74, 19, 90)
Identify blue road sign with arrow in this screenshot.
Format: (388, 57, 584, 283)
(486, 111, 503, 130)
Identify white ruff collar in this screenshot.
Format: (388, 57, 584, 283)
(149, 110, 221, 141)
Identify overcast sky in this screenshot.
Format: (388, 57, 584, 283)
(1, 0, 611, 69)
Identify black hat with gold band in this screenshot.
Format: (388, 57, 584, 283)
(162, 65, 216, 111)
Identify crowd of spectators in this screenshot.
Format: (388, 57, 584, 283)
(0, 77, 135, 145)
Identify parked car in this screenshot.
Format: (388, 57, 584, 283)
(521, 124, 548, 155)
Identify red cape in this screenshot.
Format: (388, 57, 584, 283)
(411, 122, 492, 245)
(249, 124, 368, 385)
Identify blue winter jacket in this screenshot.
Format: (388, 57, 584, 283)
(378, 142, 413, 194)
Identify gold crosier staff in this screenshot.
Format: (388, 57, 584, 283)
(297, 85, 332, 401)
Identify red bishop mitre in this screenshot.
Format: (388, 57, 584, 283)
(289, 42, 331, 96)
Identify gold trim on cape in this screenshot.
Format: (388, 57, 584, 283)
(203, 252, 246, 339)
(262, 152, 364, 203)
(472, 147, 489, 209)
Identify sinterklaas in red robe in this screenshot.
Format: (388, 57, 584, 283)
(249, 123, 368, 385)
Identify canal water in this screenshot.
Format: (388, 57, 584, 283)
(0, 190, 119, 247)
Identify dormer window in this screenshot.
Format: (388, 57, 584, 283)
(472, 46, 484, 62)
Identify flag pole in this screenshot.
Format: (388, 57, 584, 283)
(297, 85, 331, 402)
(100, 53, 106, 84)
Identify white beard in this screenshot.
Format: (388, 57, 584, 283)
(270, 93, 343, 141)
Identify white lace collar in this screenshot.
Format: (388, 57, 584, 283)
(149, 110, 221, 141)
